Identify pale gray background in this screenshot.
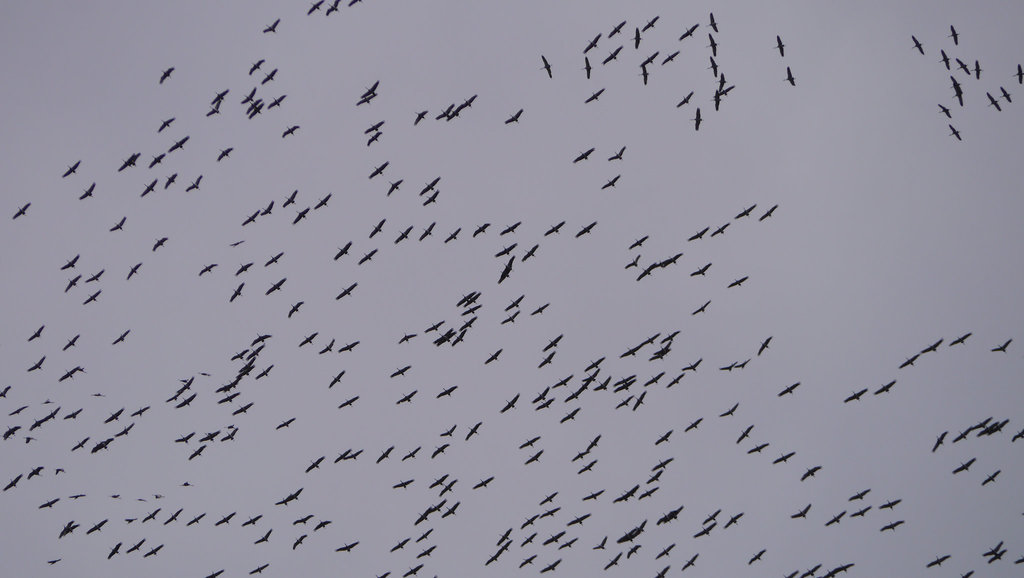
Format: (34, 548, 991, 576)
(2, 1, 1022, 577)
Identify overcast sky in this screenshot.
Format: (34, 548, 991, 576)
(2, 2, 1023, 577)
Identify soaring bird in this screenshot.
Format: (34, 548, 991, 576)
(911, 35, 924, 54)
(62, 160, 81, 178)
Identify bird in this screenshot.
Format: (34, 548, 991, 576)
(951, 76, 965, 106)
(62, 160, 81, 178)
(12, 203, 30, 219)
(603, 45, 622, 65)
(987, 92, 1003, 111)
(992, 339, 1012, 352)
(911, 35, 924, 54)
(573, 148, 595, 163)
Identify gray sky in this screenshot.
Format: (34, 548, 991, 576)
(2, 1, 1023, 577)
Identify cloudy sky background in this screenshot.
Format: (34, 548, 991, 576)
(2, 1, 1023, 577)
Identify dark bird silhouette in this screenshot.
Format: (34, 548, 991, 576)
(266, 278, 286, 295)
(874, 380, 896, 395)
(603, 46, 622, 65)
(275, 487, 303, 506)
(791, 504, 811, 518)
(991, 339, 1012, 352)
(952, 458, 975, 473)
(573, 148, 596, 163)
(79, 182, 95, 200)
(12, 202, 30, 219)
(576, 221, 597, 237)
(938, 49, 951, 71)
(911, 35, 924, 54)
(496, 392, 523, 415)
(987, 92, 1003, 111)
(844, 388, 867, 403)
(951, 76, 964, 106)
(62, 160, 81, 178)
(981, 470, 1001, 485)
(825, 511, 846, 526)
(876, 496, 901, 510)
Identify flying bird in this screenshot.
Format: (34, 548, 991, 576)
(911, 35, 924, 54)
(991, 339, 1011, 352)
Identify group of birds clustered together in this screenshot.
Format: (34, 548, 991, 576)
(909, 25, 1023, 141)
(4, 4, 1022, 578)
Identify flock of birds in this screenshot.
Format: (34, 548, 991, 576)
(908, 25, 1022, 141)
(3, 4, 1023, 578)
